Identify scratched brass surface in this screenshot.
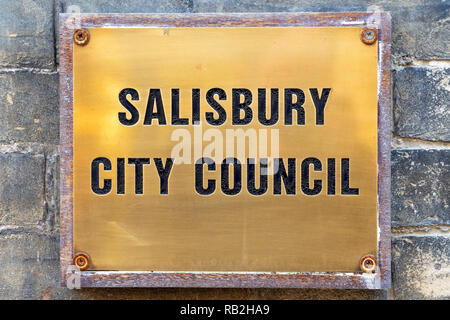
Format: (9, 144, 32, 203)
(73, 27, 378, 272)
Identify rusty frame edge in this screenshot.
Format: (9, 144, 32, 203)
(376, 12, 392, 289)
(59, 12, 391, 289)
(59, 13, 74, 287)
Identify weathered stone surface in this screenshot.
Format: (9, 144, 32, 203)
(0, 0, 54, 68)
(394, 67, 449, 141)
(0, 153, 44, 226)
(193, 0, 450, 62)
(392, 149, 450, 227)
(392, 236, 450, 299)
(57, 0, 193, 14)
(0, 71, 59, 144)
(0, 234, 60, 299)
(44, 150, 59, 232)
(389, 2, 449, 63)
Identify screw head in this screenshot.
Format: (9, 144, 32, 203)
(73, 29, 89, 46)
(360, 255, 377, 273)
(361, 28, 377, 45)
(73, 252, 90, 271)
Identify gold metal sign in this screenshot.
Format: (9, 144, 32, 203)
(72, 24, 381, 274)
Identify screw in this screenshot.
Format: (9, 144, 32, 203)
(73, 29, 89, 46)
(361, 28, 377, 45)
(73, 252, 90, 271)
(360, 255, 377, 273)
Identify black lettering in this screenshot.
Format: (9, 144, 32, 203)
(144, 89, 166, 125)
(171, 89, 188, 125)
(128, 158, 150, 194)
(206, 88, 227, 126)
(221, 158, 242, 195)
(154, 158, 174, 194)
(327, 158, 336, 195)
(247, 158, 268, 195)
(91, 157, 112, 195)
(192, 88, 200, 125)
(117, 158, 125, 194)
(232, 88, 253, 125)
(310, 88, 331, 125)
(301, 157, 322, 195)
(274, 158, 296, 195)
(195, 157, 216, 195)
(341, 158, 359, 195)
(258, 88, 279, 126)
(118, 88, 139, 126)
(284, 89, 305, 125)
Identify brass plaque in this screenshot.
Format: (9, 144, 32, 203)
(73, 27, 378, 272)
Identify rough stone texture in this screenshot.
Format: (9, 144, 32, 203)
(0, 234, 65, 299)
(392, 149, 450, 227)
(57, 0, 193, 13)
(193, 0, 450, 63)
(392, 236, 450, 300)
(388, 1, 449, 64)
(394, 67, 450, 142)
(0, 71, 59, 144)
(0, 0, 54, 68)
(45, 150, 59, 232)
(0, 153, 45, 226)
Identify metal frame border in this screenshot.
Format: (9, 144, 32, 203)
(59, 12, 391, 288)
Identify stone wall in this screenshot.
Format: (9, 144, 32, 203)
(0, 0, 448, 300)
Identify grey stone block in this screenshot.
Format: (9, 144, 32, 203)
(392, 149, 450, 227)
(193, 0, 450, 62)
(392, 236, 450, 299)
(0, 0, 55, 68)
(0, 71, 59, 144)
(44, 151, 59, 232)
(0, 153, 45, 226)
(0, 234, 66, 299)
(389, 1, 449, 63)
(57, 0, 193, 14)
(394, 67, 450, 141)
